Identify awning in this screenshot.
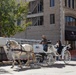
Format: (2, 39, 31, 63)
(65, 30, 76, 41)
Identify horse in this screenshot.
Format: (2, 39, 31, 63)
(47, 44, 57, 55)
(6, 40, 36, 68)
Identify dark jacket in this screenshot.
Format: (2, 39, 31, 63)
(40, 38, 48, 52)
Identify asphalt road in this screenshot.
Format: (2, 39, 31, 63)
(0, 61, 76, 75)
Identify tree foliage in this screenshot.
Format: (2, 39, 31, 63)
(0, 0, 31, 37)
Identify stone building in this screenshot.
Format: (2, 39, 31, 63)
(14, 0, 76, 49)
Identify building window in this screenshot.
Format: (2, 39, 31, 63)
(38, 16, 43, 25)
(68, 0, 71, 8)
(72, 0, 74, 9)
(38, 0, 43, 12)
(65, 16, 76, 26)
(40, 16, 43, 25)
(65, 0, 74, 9)
(50, 14, 55, 24)
(32, 16, 43, 26)
(50, 0, 55, 7)
(65, 0, 67, 7)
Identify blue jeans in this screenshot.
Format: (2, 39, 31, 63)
(43, 44, 48, 52)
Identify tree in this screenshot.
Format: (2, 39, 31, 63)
(0, 0, 31, 37)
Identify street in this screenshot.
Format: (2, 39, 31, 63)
(0, 61, 76, 75)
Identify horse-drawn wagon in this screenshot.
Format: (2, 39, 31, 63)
(0, 37, 71, 68)
(33, 43, 71, 65)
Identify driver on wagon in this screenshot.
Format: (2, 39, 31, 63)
(40, 35, 48, 52)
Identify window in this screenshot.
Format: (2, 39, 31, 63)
(65, 0, 67, 7)
(50, 14, 55, 24)
(68, 0, 71, 8)
(65, 0, 74, 9)
(65, 16, 76, 26)
(38, 16, 43, 25)
(72, 0, 74, 9)
(38, 0, 43, 12)
(40, 16, 43, 25)
(50, 0, 55, 7)
(32, 16, 43, 26)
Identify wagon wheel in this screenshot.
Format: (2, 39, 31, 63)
(47, 53, 56, 65)
(35, 54, 42, 64)
(64, 50, 71, 64)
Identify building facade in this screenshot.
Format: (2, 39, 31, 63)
(14, 0, 76, 49)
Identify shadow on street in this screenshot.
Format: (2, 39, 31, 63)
(0, 68, 12, 74)
(0, 61, 76, 72)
